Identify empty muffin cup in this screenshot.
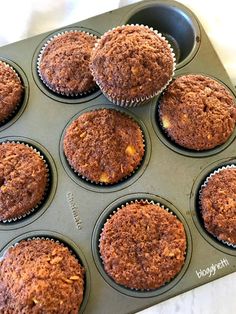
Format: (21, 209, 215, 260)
(124, 2, 200, 68)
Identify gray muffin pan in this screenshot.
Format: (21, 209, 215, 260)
(0, 0, 235, 313)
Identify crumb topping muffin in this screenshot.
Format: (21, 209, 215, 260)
(38, 31, 97, 95)
(63, 108, 144, 184)
(200, 167, 236, 245)
(99, 201, 186, 290)
(90, 25, 174, 103)
(0, 239, 84, 313)
(0, 61, 24, 123)
(159, 74, 236, 151)
(0, 143, 48, 221)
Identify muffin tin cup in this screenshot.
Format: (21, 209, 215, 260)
(199, 164, 236, 248)
(63, 107, 145, 185)
(0, 141, 50, 223)
(0, 61, 22, 125)
(121, 1, 201, 68)
(37, 29, 99, 97)
(32, 26, 102, 104)
(92, 193, 192, 298)
(60, 103, 151, 193)
(151, 73, 236, 158)
(0, 230, 90, 314)
(0, 137, 57, 230)
(90, 24, 176, 107)
(190, 158, 236, 256)
(0, 59, 29, 131)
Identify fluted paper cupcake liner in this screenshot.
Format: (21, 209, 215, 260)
(0, 61, 24, 125)
(98, 199, 186, 291)
(199, 164, 236, 248)
(37, 30, 98, 97)
(64, 108, 146, 185)
(91, 24, 176, 107)
(0, 141, 50, 223)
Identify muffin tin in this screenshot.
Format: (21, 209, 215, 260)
(0, 0, 235, 313)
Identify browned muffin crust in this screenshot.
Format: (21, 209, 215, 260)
(0, 61, 24, 123)
(200, 168, 236, 245)
(90, 25, 174, 101)
(0, 143, 48, 221)
(39, 31, 97, 95)
(0, 239, 84, 313)
(63, 108, 144, 184)
(99, 202, 186, 290)
(159, 74, 236, 150)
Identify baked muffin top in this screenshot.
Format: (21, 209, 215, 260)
(0, 143, 48, 221)
(0, 239, 84, 313)
(63, 108, 144, 184)
(0, 61, 23, 123)
(38, 31, 97, 95)
(200, 167, 236, 245)
(99, 201, 186, 290)
(90, 25, 174, 101)
(159, 74, 236, 150)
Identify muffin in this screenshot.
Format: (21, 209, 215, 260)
(159, 74, 236, 151)
(90, 25, 175, 106)
(63, 108, 144, 184)
(0, 142, 48, 221)
(99, 201, 186, 290)
(38, 30, 97, 96)
(0, 238, 84, 313)
(200, 166, 236, 245)
(0, 61, 24, 124)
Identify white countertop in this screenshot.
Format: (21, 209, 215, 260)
(0, 1, 235, 313)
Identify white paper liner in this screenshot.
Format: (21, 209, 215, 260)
(37, 30, 98, 97)
(98, 199, 186, 291)
(199, 164, 236, 248)
(0, 141, 50, 223)
(90, 24, 176, 107)
(64, 108, 146, 185)
(0, 61, 24, 124)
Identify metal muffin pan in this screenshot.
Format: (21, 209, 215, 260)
(0, 0, 235, 313)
